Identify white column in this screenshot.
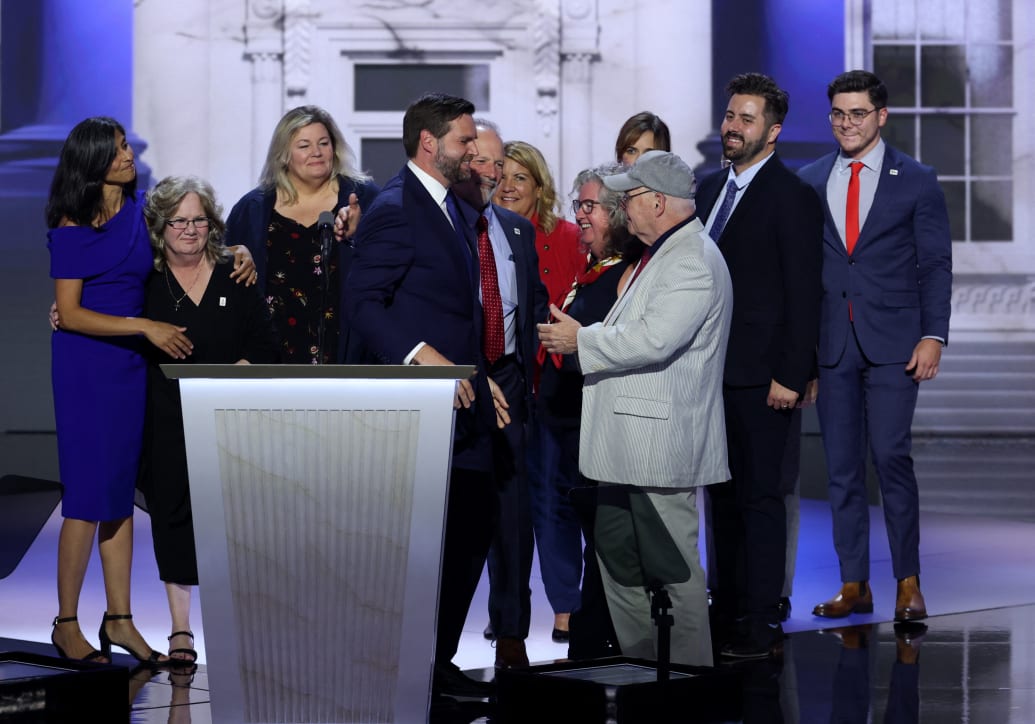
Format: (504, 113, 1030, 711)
(560, 53, 595, 203)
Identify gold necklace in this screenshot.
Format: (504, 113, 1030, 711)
(164, 262, 205, 311)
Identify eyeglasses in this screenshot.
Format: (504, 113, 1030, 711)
(619, 188, 654, 209)
(166, 217, 210, 230)
(572, 199, 603, 215)
(828, 108, 881, 126)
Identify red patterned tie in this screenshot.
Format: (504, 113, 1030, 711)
(477, 215, 505, 363)
(845, 162, 863, 256)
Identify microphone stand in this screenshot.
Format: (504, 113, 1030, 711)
(316, 213, 334, 364)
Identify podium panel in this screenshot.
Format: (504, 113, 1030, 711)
(165, 366, 469, 724)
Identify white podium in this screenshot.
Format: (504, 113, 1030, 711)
(162, 364, 472, 724)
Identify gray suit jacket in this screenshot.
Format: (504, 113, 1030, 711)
(577, 218, 733, 489)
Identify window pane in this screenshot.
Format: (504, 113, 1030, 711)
(884, 114, 916, 158)
(921, 115, 965, 174)
(971, 180, 1012, 241)
(971, 115, 1012, 176)
(967, 0, 1011, 41)
(872, 0, 916, 39)
(969, 45, 1012, 108)
(921, 46, 967, 107)
(939, 180, 966, 241)
(919, 0, 965, 41)
(874, 45, 916, 106)
(360, 138, 405, 187)
(354, 64, 490, 112)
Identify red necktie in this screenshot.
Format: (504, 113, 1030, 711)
(845, 162, 863, 256)
(477, 215, 505, 364)
(629, 246, 653, 284)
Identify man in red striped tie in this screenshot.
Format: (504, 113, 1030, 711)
(799, 70, 953, 625)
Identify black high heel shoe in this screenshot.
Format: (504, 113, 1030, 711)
(51, 616, 107, 662)
(167, 630, 198, 666)
(98, 612, 165, 666)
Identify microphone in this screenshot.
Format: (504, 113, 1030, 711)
(317, 211, 335, 264)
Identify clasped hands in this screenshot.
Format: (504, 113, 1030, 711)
(412, 344, 511, 428)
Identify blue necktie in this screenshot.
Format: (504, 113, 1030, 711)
(709, 179, 739, 241)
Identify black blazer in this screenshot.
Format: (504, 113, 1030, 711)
(696, 154, 823, 395)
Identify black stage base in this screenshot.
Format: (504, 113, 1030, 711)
(495, 655, 778, 724)
(0, 651, 129, 722)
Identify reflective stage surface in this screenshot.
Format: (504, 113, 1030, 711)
(3, 498, 1035, 722)
(4, 604, 1034, 722)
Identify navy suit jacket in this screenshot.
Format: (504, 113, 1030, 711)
(799, 145, 953, 366)
(697, 154, 823, 395)
(453, 199, 547, 416)
(345, 164, 494, 471)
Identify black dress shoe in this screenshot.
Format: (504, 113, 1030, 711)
(551, 627, 570, 643)
(777, 597, 792, 622)
(433, 663, 495, 699)
(719, 621, 785, 660)
(494, 637, 529, 668)
(483, 622, 495, 641)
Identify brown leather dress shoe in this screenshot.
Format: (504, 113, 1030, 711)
(494, 637, 530, 668)
(812, 581, 873, 618)
(894, 575, 928, 621)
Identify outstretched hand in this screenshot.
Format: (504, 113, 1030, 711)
(537, 304, 581, 355)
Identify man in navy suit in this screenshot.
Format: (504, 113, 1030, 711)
(451, 118, 547, 668)
(346, 93, 499, 698)
(696, 73, 823, 659)
(799, 71, 952, 622)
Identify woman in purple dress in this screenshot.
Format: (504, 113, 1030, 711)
(47, 118, 194, 665)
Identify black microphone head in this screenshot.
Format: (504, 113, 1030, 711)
(318, 211, 335, 229)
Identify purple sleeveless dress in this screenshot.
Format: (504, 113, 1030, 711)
(48, 192, 153, 521)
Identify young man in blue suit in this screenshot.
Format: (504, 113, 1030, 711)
(799, 70, 952, 623)
(451, 119, 548, 668)
(346, 93, 502, 698)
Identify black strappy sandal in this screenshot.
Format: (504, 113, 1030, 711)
(98, 612, 165, 666)
(167, 629, 198, 666)
(51, 616, 107, 663)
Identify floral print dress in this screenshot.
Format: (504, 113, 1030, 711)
(265, 209, 339, 364)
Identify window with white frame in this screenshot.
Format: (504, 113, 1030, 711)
(870, 0, 1014, 242)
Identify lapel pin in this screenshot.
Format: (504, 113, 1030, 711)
(889, 169, 899, 176)
(514, 228, 521, 235)
(219, 297, 227, 307)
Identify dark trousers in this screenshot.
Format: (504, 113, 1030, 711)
(567, 478, 621, 660)
(709, 385, 793, 624)
(817, 328, 921, 582)
(435, 465, 496, 664)
(485, 357, 534, 638)
(529, 420, 584, 614)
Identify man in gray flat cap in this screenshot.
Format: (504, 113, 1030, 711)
(538, 150, 733, 666)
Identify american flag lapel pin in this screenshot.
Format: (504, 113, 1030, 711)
(889, 169, 899, 176)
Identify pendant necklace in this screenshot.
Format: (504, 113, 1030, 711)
(165, 262, 205, 312)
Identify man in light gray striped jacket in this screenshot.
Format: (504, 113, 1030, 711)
(538, 150, 733, 667)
